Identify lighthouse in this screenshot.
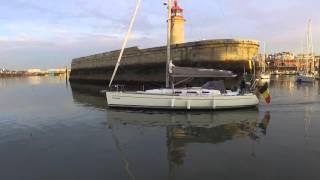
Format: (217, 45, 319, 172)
(171, 0, 185, 44)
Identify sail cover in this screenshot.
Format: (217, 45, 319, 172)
(201, 80, 226, 91)
(170, 66, 237, 78)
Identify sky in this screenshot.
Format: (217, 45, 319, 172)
(0, 0, 320, 70)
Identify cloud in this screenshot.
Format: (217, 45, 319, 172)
(1, 0, 320, 69)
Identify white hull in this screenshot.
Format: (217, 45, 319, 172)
(296, 75, 315, 83)
(106, 92, 259, 110)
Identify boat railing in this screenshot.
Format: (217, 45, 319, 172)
(109, 84, 126, 92)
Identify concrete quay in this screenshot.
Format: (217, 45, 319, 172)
(70, 39, 260, 86)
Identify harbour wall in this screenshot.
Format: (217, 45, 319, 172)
(70, 39, 260, 86)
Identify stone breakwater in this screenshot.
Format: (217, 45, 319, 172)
(70, 39, 260, 86)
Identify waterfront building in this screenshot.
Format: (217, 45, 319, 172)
(267, 52, 298, 73)
(48, 69, 66, 73)
(27, 69, 42, 74)
(315, 56, 320, 72)
(26, 69, 46, 76)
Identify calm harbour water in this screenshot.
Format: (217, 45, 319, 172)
(0, 76, 320, 180)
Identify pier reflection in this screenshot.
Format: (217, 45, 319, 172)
(70, 82, 106, 109)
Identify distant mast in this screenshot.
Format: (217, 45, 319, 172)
(306, 19, 314, 74)
(262, 42, 266, 73)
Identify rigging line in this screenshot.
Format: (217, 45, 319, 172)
(188, 22, 196, 42)
(110, 125, 136, 180)
(215, 0, 228, 37)
(108, 0, 142, 88)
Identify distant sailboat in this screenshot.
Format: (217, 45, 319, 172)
(297, 19, 315, 83)
(260, 42, 271, 80)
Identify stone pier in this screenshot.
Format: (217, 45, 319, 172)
(70, 39, 260, 86)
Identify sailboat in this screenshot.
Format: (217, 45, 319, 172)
(297, 19, 315, 83)
(106, 0, 259, 110)
(260, 42, 271, 80)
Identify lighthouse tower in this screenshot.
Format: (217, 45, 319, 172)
(171, 0, 185, 44)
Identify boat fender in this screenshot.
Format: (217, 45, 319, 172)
(212, 99, 216, 109)
(171, 99, 175, 108)
(187, 100, 191, 110)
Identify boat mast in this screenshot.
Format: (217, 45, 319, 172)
(262, 41, 266, 73)
(166, 0, 172, 88)
(309, 19, 315, 74)
(108, 0, 142, 88)
(306, 19, 313, 74)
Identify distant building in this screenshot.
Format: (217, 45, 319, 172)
(315, 56, 320, 71)
(0, 68, 9, 72)
(266, 52, 320, 72)
(27, 69, 42, 73)
(47, 69, 66, 74)
(268, 52, 296, 66)
(268, 52, 297, 68)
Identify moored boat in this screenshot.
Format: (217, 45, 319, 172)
(260, 42, 271, 80)
(296, 74, 315, 83)
(296, 19, 315, 83)
(107, 87, 259, 110)
(106, 0, 261, 110)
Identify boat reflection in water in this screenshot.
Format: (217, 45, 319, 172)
(108, 109, 259, 128)
(258, 111, 271, 135)
(106, 109, 271, 179)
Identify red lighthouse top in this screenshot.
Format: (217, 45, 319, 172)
(171, 0, 184, 16)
